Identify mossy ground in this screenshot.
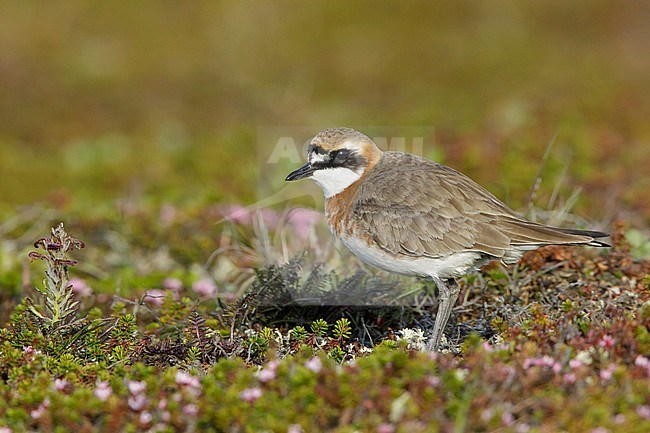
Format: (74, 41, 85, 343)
(0, 217, 649, 432)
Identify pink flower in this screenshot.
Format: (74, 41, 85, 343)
(501, 411, 515, 426)
(480, 408, 494, 422)
(552, 362, 562, 374)
(139, 411, 152, 424)
(636, 355, 650, 367)
(30, 399, 49, 420)
(160, 203, 177, 227)
(523, 356, 555, 369)
(94, 381, 112, 401)
(54, 378, 69, 391)
(223, 205, 252, 225)
(563, 373, 576, 384)
(304, 357, 322, 373)
(481, 341, 494, 351)
(257, 367, 276, 383)
(128, 394, 147, 411)
(516, 423, 530, 433)
(590, 428, 608, 433)
(598, 335, 615, 349)
(23, 346, 41, 356)
(426, 375, 440, 387)
(128, 380, 146, 395)
(634, 355, 650, 373)
(288, 425, 304, 433)
(143, 289, 168, 306)
(287, 208, 321, 239)
(68, 277, 92, 297)
(192, 278, 217, 297)
(158, 398, 167, 410)
(175, 371, 201, 388)
(636, 405, 650, 419)
(614, 414, 626, 424)
(257, 360, 279, 383)
(183, 404, 198, 416)
(569, 358, 583, 369)
(260, 208, 280, 230)
(540, 356, 554, 367)
(0, 427, 12, 433)
(164, 278, 183, 292)
(30, 407, 44, 420)
(239, 387, 262, 403)
(600, 365, 616, 381)
(377, 423, 395, 433)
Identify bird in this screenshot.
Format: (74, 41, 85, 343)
(285, 127, 609, 351)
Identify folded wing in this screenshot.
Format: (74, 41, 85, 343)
(351, 152, 608, 260)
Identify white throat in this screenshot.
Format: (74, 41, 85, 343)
(311, 167, 361, 198)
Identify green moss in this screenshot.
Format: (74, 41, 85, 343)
(0, 167, 648, 432)
(634, 325, 650, 354)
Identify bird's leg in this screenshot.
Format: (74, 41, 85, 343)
(426, 277, 460, 351)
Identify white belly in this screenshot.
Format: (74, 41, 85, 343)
(340, 235, 485, 280)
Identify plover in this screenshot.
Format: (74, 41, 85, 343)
(285, 127, 609, 350)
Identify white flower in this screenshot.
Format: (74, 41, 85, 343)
(396, 328, 427, 351)
(575, 350, 593, 365)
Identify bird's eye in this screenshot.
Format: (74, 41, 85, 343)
(332, 149, 350, 164)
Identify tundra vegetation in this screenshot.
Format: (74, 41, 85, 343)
(1, 2, 649, 432)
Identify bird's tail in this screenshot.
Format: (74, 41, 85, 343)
(553, 227, 611, 247)
(500, 217, 611, 248)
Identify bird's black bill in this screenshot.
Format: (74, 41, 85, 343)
(285, 163, 315, 181)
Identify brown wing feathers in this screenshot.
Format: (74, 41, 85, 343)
(351, 152, 608, 259)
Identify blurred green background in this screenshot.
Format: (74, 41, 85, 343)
(1, 0, 649, 223)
